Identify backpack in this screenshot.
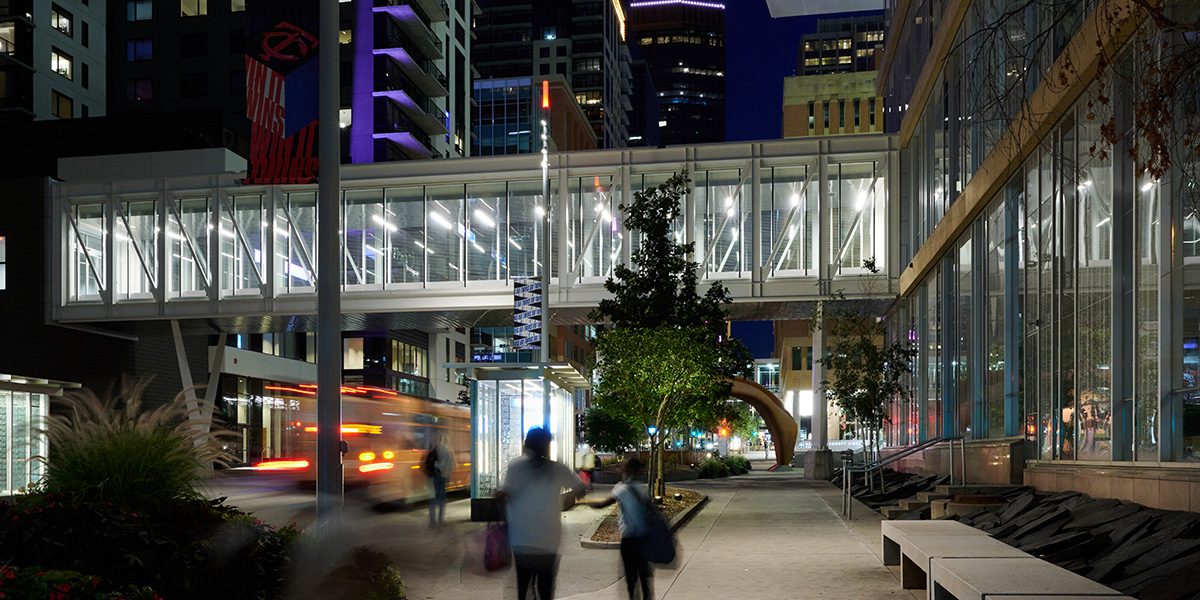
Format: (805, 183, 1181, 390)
(423, 448, 439, 477)
(636, 488, 676, 565)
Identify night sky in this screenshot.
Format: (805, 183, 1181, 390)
(724, 3, 881, 142)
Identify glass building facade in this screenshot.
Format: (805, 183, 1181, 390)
(883, 0, 1200, 465)
(0, 388, 48, 495)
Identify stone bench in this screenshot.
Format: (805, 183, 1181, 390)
(899, 534, 1028, 593)
(881, 520, 984, 567)
(929, 557, 1131, 600)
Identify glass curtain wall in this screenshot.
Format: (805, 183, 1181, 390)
(0, 389, 48, 495)
(891, 59, 1198, 462)
(698, 169, 748, 277)
(766, 165, 819, 276)
(115, 198, 156, 300)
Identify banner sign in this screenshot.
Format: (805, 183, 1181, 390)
(513, 278, 543, 350)
(245, 0, 320, 184)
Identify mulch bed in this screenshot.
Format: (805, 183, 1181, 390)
(590, 488, 705, 544)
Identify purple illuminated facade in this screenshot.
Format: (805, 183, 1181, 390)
(350, 0, 472, 164)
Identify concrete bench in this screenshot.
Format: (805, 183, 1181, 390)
(929, 557, 1131, 600)
(881, 520, 985, 567)
(898, 535, 1028, 593)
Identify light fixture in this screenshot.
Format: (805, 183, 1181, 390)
(472, 208, 496, 228)
(429, 212, 452, 230)
(372, 214, 398, 232)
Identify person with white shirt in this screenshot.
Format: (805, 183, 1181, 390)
(584, 457, 652, 600)
(496, 427, 586, 600)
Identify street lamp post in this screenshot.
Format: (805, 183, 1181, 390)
(540, 80, 552, 429)
(315, 0, 343, 527)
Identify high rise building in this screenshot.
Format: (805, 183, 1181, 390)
(625, 40, 659, 147)
(0, 0, 106, 121)
(472, 0, 632, 149)
(627, 0, 725, 145)
(104, 0, 471, 163)
(349, 0, 473, 162)
(782, 12, 885, 139)
(472, 75, 597, 156)
(797, 12, 884, 76)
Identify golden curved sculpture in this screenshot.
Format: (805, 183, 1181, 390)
(728, 376, 798, 468)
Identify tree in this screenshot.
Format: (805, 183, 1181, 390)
(589, 172, 753, 378)
(727, 403, 761, 442)
(587, 171, 753, 497)
(817, 262, 917, 461)
(582, 403, 642, 454)
(592, 327, 731, 497)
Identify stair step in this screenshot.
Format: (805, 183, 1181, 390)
(881, 505, 909, 519)
(934, 484, 1026, 496)
(916, 491, 952, 502)
(900, 499, 930, 511)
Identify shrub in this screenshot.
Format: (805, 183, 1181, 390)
(0, 566, 160, 600)
(698, 457, 729, 478)
(319, 547, 407, 600)
(722, 455, 751, 475)
(38, 381, 233, 511)
(0, 492, 300, 599)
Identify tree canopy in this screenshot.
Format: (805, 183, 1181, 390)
(586, 171, 753, 494)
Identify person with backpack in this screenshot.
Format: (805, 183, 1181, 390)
(424, 435, 453, 527)
(583, 457, 659, 600)
(495, 427, 587, 600)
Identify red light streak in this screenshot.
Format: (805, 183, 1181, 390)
(250, 459, 310, 471)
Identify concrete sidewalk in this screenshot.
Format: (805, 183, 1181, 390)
(375, 465, 916, 600)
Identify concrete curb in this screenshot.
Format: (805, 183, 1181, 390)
(579, 495, 709, 549)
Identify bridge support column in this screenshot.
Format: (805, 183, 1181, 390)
(802, 320, 833, 478)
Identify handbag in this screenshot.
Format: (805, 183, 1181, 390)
(484, 522, 511, 572)
(578, 469, 592, 487)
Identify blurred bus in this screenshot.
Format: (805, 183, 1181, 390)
(230, 384, 470, 503)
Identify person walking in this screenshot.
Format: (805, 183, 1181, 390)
(424, 435, 453, 527)
(582, 446, 598, 491)
(584, 457, 652, 600)
(496, 427, 586, 600)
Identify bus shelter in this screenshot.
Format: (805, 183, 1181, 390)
(450, 362, 589, 521)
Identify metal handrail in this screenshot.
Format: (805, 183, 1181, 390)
(841, 436, 964, 518)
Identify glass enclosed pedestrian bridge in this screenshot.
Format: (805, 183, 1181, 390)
(50, 136, 898, 327)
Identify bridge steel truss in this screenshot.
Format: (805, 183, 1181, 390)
(50, 136, 900, 327)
